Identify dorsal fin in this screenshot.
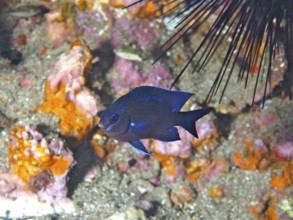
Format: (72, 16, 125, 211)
(130, 86, 193, 112)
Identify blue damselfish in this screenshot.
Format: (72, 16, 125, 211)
(99, 86, 213, 155)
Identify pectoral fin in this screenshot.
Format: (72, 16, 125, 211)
(128, 140, 152, 156)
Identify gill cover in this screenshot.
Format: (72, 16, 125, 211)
(99, 110, 130, 137)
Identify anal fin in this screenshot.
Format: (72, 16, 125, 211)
(128, 140, 152, 156)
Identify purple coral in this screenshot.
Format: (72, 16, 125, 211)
(112, 57, 144, 93)
(144, 62, 172, 87)
(113, 57, 172, 93)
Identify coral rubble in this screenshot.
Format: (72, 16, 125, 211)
(0, 125, 74, 218)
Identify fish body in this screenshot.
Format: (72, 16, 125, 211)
(99, 86, 213, 155)
(2, 5, 49, 18)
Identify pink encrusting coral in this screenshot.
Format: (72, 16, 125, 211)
(45, 9, 78, 47)
(47, 45, 85, 90)
(35, 41, 103, 139)
(153, 127, 194, 157)
(191, 113, 219, 153)
(75, 90, 100, 117)
(274, 135, 293, 160)
(0, 170, 75, 218)
(196, 116, 217, 140)
(46, 42, 100, 117)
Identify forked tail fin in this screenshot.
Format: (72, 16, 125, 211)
(179, 107, 213, 138)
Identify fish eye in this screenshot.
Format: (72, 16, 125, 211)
(109, 113, 119, 124)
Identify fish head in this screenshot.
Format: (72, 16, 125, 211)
(98, 110, 130, 137)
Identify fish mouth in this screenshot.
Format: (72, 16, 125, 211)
(98, 122, 106, 130)
(98, 122, 112, 132)
(97, 117, 107, 130)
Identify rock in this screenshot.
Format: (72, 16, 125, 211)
(107, 207, 146, 220)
